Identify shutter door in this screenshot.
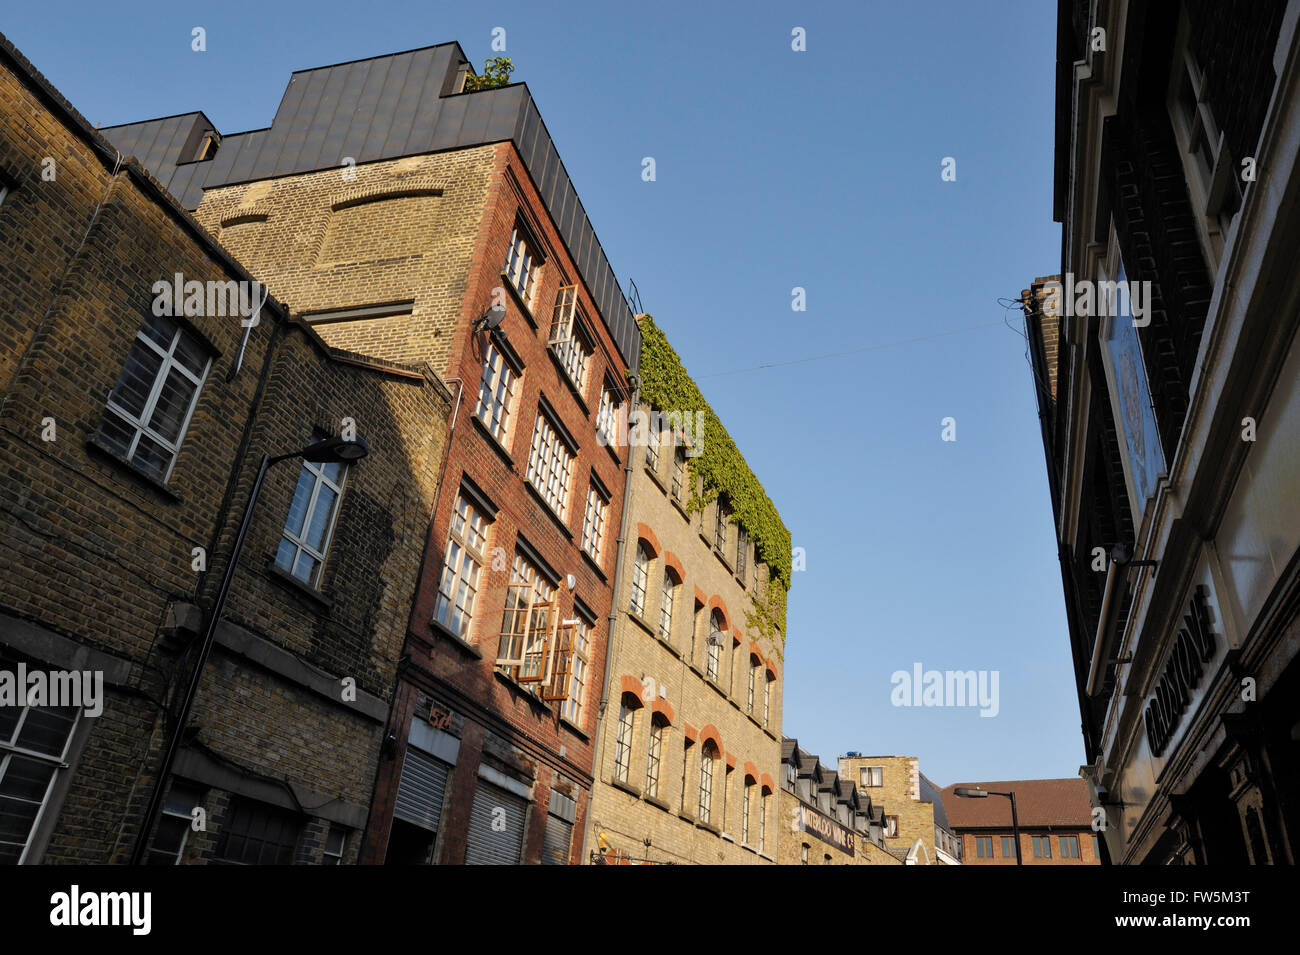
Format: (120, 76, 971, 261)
(541, 814, 573, 865)
(393, 749, 450, 832)
(465, 780, 527, 865)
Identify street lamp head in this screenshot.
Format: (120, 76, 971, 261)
(300, 436, 369, 463)
(953, 787, 988, 798)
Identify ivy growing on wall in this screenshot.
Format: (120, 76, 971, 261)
(636, 315, 791, 642)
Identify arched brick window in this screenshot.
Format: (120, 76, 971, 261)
(698, 740, 718, 824)
(614, 691, 642, 784)
(630, 543, 651, 617)
(706, 611, 725, 682)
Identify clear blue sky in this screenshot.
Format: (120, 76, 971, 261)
(6, 0, 1075, 786)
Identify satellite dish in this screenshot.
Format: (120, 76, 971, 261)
(475, 304, 507, 332)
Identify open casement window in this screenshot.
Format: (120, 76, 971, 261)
(496, 553, 556, 681)
(549, 285, 577, 346)
(541, 622, 576, 701)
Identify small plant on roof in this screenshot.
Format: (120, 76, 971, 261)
(464, 57, 515, 91)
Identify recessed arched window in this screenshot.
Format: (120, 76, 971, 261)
(614, 692, 640, 784)
(698, 740, 718, 824)
(706, 611, 724, 681)
(645, 715, 666, 798)
(630, 543, 650, 616)
(659, 568, 679, 642)
(741, 779, 754, 845)
(747, 655, 761, 713)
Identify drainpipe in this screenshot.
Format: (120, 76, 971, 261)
(579, 376, 639, 864)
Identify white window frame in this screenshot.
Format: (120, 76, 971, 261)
(560, 616, 590, 725)
(671, 445, 687, 500)
(860, 766, 883, 788)
(433, 490, 490, 639)
(101, 314, 210, 482)
(495, 552, 557, 680)
(322, 828, 346, 865)
(644, 411, 661, 472)
(645, 717, 664, 797)
(759, 792, 768, 853)
(526, 412, 575, 520)
(596, 387, 621, 448)
(658, 572, 676, 642)
(763, 673, 772, 727)
(614, 700, 635, 784)
(581, 483, 608, 564)
(741, 783, 752, 844)
(474, 340, 519, 446)
(0, 692, 81, 864)
(747, 658, 758, 713)
(276, 454, 348, 588)
(630, 543, 650, 617)
(504, 225, 538, 306)
(698, 744, 716, 824)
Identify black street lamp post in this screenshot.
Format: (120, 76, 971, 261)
(129, 436, 368, 865)
(953, 786, 1023, 865)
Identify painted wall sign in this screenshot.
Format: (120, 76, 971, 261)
(1144, 586, 1218, 757)
(799, 805, 855, 855)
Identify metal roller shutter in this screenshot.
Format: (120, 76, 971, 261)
(540, 814, 573, 865)
(465, 780, 527, 865)
(393, 749, 450, 832)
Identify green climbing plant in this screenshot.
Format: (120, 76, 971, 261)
(463, 57, 515, 91)
(636, 315, 791, 643)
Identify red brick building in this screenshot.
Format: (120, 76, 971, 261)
(940, 778, 1101, 865)
(102, 43, 642, 864)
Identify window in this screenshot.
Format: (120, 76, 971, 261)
(550, 289, 590, 392)
(671, 445, 687, 500)
(504, 225, 538, 305)
(747, 658, 759, 713)
(884, 815, 899, 839)
(706, 613, 723, 682)
(0, 670, 79, 864)
(645, 717, 665, 797)
(630, 543, 650, 617)
(763, 673, 772, 727)
(1060, 835, 1079, 859)
(1001, 835, 1016, 858)
(736, 526, 748, 580)
(322, 828, 346, 865)
(433, 490, 490, 639)
(741, 783, 752, 844)
(976, 836, 993, 858)
(679, 741, 691, 813)
(644, 410, 661, 472)
(801, 843, 809, 865)
(759, 793, 769, 853)
(1093, 834, 1101, 859)
(98, 312, 210, 481)
(148, 783, 202, 865)
(860, 767, 883, 788)
(1033, 835, 1052, 859)
(495, 551, 556, 683)
(713, 501, 728, 552)
(556, 614, 590, 725)
(581, 483, 608, 563)
(596, 387, 621, 448)
(698, 742, 716, 824)
(614, 697, 636, 784)
(216, 798, 302, 865)
(658, 570, 677, 642)
(474, 340, 518, 444)
(1166, 15, 1242, 270)
(275, 452, 348, 587)
(784, 762, 796, 790)
(526, 412, 574, 519)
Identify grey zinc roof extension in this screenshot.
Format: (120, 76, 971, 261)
(100, 42, 639, 373)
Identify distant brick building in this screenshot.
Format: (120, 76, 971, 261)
(838, 754, 955, 864)
(779, 740, 901, 866)
(0, 31, 449, 864)
(940, 779, 1100, 865)
(102, 42, 643, 864)
(586, 316, 788, 865)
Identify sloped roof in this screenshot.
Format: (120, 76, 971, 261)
(941, 778, 1092, 829)
(919, 773, 951, 831)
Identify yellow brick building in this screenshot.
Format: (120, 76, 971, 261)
(779, 740, 902, 865)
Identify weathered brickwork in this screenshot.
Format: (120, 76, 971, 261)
(0, 33, 451, 865)
(586, 393, 785, 865)
(192, 147, 498, 376)
(839, 755, 941, 863)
